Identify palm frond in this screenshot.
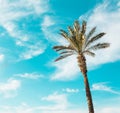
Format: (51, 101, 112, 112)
(60, 29, 69, 40)
(55, 53, 73, 62)
(86, 43, 110, 51)
(81, 20, 87, 34)
(59, 50, 74, 55)
(68, 26, 74, 36)
(85, 32, 106, 47)
(53, 45, 66, 49)
(53, 45, 74, 51)
(73, 20, 80, 32)
(83, 50, 95, 57)
(86, 27, 96, 41)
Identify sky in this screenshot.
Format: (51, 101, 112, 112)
(0, 0, 120, 113)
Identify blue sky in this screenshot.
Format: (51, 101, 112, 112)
(0, 0, 120, 113)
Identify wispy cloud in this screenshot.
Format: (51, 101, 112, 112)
(41, 15, 68, 45)
(19, 42, 46, 60)
(41, 15, 55, 28)
(41, 92, 68, 110)
(0, 0, 50, 61)
(0, 0, 48, 38)
(41, 15, 57, 41)
(0, 78, 21, 98)
(15, 72, 45, 80)
(62, 88, 79, 93)
(92, 82, 120, 94)
(0, 0, 49, 23)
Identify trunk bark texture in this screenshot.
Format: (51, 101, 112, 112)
(77, 54, 94, 113)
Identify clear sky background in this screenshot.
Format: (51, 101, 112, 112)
(0, 0, 120, 113)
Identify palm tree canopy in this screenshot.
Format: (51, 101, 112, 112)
(53, 20, 110, 61)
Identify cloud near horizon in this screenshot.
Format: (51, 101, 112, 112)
(0, 92, 120, 113)
(0, 78, 21, 98)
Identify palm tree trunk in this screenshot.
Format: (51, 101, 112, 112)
(77, 54, 94, 113)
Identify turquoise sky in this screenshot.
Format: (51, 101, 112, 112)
(0, 0, 120, 113)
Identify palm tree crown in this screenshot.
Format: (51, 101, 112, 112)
(53, 20, 110, 62)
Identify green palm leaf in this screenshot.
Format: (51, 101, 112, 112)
(55, 53, 73, 62)
(86, 27, 96, 42)
(60, 29, 69, 40)
(59, 50, 74, 55)
(53, 46, 75, 53)
(53, 45, 70, 50)
(85, 32, 106, 48)
(86, 43, 110, 51)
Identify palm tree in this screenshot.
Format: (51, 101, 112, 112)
(52, 20, 110, 113)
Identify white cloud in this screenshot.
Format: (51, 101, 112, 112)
(1, 100, 120, 113)
(51, 0, 120, 81)
(42, 15, 55, 27)
(41, 15, 68, 45)
(15, 72, 44, 79)
(0, 105, 84, 113)
(0, 54, 4, 62)
(0, 92, 70, 113)
(0, 91, 120, 113)
(0, 0, 50, 38)
(2, 22, 17, 38)
(41, 15, 56, 41)
(0, 78, 21, 98)
(0, 0, 49, 23)
(0, 0, 50, 61)
(92, 82, 120, 94)
(19, 42, 46, 60)
(26, 0, 49, 15)
(0, 105, 120, 113)
(41, 92, 68, 110)
(51, 55, 80, 81)
(62, 88, 79, 93)
(0, 1, 27, 23)
(99, 107, 120, 113)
